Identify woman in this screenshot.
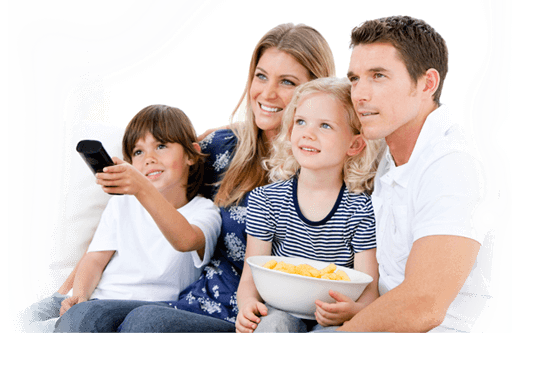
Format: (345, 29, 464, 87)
(55, 23, 335, 332)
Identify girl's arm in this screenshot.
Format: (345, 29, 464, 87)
(235, 234, 272, 333)
(314, 248, 379, 326)
(59, 250, 115, 316)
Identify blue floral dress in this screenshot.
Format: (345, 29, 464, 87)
(165, 129, 247, 324)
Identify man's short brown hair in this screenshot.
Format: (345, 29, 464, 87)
(350, 15, 448, 104)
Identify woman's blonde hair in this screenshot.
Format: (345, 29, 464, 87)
(265, 77, 382, 194)
(214, 23, 335, 207)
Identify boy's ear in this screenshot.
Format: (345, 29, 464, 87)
(187, 142, 201, 166)
(347, 135, 366, 156)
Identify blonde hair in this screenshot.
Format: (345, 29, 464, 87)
(214, 23, 335, 207)
(265, 77, 382, 194)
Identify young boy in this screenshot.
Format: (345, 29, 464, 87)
(20, 105, 221, 332)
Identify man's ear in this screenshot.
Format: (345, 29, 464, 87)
(423, 68, 440, 97)
(347, 134, 366, 157)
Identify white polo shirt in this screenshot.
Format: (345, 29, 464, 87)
(373, 105, 493, 332)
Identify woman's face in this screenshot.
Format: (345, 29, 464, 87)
(250, 47, 311, 141)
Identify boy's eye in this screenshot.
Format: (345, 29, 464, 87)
(157, 144, 167, 150)
(133, 150, 142, 157)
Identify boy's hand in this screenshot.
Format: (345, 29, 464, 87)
(314, 290, 361, 326)
(96, 157, 151, 196)
(235, 300, 268, 333)
(59, 296, 87, 317)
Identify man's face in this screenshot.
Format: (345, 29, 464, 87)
(347, 43, 425, 142)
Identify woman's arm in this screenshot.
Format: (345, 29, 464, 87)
(235, 234, 272, 333)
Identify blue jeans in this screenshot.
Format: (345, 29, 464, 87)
(17, 292, 69, 333)
(254, 305, 336, 333)
(54, 300, 235, 333)
(119, 305, 235, 332)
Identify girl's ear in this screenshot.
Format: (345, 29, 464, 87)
(347, 135, 366, 157)
(187, 142, 201, 166)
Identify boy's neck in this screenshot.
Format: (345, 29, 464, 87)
(160, 187, 190, 210)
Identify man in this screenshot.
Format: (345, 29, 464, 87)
(336, 16, 492, 332)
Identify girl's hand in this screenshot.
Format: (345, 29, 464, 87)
(235, 300, 268, 333)
(95, 157, 151, 196)
(314, 290, 361, 326)
(59, 296, 87, 317)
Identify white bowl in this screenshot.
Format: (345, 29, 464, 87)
(247, 255, 373, 319)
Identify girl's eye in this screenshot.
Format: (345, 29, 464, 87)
(295, 119, 306, 126)
(321, 123, 332, 130)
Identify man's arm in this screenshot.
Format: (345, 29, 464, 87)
(338, 235, 480, 332)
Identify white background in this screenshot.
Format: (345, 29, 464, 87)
(5, 0, 540, 356)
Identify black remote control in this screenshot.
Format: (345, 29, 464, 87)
(76, 140, 122, 195)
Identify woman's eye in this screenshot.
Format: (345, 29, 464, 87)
(255, 73, 267, 81)
(281, 79, 295, 86)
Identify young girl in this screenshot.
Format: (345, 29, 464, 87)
(50, 104, 222, 331)
(236, 77, 382, 333)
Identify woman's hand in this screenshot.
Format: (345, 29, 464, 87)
(314, 290, 361, 326)
(95, 157, 152, 196)
(235, 299, 268, 333)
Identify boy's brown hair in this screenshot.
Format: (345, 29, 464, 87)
(350, 15, 448, 104)
(122, 104, 205, 201)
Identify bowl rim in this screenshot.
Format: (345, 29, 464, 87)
(247, 255, 373, 285)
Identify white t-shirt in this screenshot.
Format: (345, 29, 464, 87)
(373, 105, 493, 332)
(87, 195, 221, 301)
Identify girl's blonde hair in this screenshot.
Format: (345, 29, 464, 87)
(213, 23, 335, 207)
(265, 77, 382, 194)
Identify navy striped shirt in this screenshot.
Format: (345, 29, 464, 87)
(246, 177, 376, 268)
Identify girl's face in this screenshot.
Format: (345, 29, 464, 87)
(290, 92, 364, 176)
(250, 47, 311, 141)
(131, 132, 196, 197)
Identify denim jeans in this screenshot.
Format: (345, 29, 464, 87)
(118, 304, 236, 332)
(17, 292, 69, 333)
(254, 305, 334, 333)
(54, 299, 235, 333)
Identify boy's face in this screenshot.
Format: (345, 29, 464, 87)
(131, 132, 194, 196)
(347, 43, 426, 142)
